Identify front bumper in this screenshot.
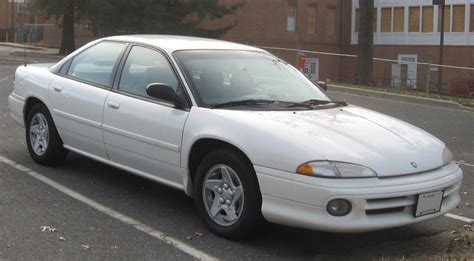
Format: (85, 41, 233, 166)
(255, 162, 463, 233)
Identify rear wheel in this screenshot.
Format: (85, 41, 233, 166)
(194, 149, 263, 240)
(25, 103, 68, 165)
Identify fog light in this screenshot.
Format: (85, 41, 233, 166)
(327, 199, 352, 216)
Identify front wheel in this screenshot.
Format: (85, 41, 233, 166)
(194, 149, 263, 240)
(25, 103, 68, 165)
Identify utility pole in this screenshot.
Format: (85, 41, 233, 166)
(437, 0, 445, 93)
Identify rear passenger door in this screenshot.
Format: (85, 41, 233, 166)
(102, 45, 190, 186)
(49, 41, 127, 159)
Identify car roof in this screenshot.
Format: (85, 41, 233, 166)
(103, 35, 264, 53)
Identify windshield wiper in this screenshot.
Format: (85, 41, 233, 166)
(211, 99, 276, 108)
(301, 99, 348, 107)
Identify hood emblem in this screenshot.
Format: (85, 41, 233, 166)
(411, 162, 418, 168)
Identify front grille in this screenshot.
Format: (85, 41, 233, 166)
(365, 183, 460, 216)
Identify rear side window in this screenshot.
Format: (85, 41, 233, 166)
(67, 42, 127, 86)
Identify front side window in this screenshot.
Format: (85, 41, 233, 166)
(67, 41, 127, 86)
(119, 46, 179, 98)
(174, 50, 331, 108)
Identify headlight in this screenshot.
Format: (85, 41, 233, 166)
(442, 147, 454, 165)
(296, 161, 377, 178)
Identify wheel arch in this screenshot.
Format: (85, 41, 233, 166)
(185, 138, 255, 196)
(23, 96, 48, 124)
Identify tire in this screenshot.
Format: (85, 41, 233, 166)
(194, 149, 263, 240)
(25, 103, 68, 166)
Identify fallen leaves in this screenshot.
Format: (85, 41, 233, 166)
(40, 226, 59, 233)
(187, 231, 207, 240)
(463, 224, 472, 232)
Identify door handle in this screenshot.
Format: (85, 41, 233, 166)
(107, 101, 120, 109)
(52, 86, 63, 92)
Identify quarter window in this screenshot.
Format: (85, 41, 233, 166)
(67, 42, 127, 86)
(119, 46, 179, 98)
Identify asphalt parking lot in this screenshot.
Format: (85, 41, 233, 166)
(0, 59, 473, 260)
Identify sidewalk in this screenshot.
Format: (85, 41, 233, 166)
(0, 42, 63, 64)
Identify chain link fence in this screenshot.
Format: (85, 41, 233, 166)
(259, 46, 474, 98)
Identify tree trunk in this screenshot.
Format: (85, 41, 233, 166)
(356, 0, 374, 86)
(60, 0, 75, 55)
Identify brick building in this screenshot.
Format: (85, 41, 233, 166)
(0, 0, 94, 47)
(217, 0, 474, 95)
(1, 0, 473, 95)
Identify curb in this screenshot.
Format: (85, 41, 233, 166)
(0, 57, 38, 65)
(0, 42, 47, 51)
(328, 84, 474, 112)
(9, 51, 64, 60)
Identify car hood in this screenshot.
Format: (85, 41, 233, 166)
(214, 106, 446, 177)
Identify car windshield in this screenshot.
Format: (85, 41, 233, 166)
(174, 50, 332, 109)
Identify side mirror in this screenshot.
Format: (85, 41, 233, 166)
(317, 81, 328, 91)
(146, 83, 187, 109)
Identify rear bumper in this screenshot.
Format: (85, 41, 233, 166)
(8, 93, 25, 127)
(255, 162, 463, 233)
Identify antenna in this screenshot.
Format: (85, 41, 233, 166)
(24, 30, 27, 67)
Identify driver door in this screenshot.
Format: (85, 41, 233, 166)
(102, 45, 190, 186)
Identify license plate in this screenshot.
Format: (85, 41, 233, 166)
(415, 191, 444, 217)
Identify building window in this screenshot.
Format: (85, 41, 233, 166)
(471, 5, 474, 32)
(374, 8, 378, 32)
(355, 8, 360, 32)
(287, 4, 297, 32)
(422, 6, 434, 32)
(393, 7, 404, 32)
(438, 5, 451, 32)
(327, 5, 336, 35)
(452, 5, 465, 32)
(307, 5, 317, 34)
(409, 6, 420, 32)
(381, 8, 392, 32)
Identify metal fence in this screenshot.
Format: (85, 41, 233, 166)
(258, 46, 474, 97)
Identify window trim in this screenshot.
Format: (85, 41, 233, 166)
(112, 43, 192, 111)
(54, 40, 130, 90)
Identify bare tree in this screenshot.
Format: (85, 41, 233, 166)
(356, 0, 374, 86)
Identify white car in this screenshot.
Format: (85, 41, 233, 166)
(8, 35, 463, 239)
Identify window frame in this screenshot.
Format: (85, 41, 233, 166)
(112, 43, 192, 110)
(58, 40, 129, 90)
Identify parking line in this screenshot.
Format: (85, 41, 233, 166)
(0, 155, 217, 261)
(445, 213, 473, 224)
(456, 161, 474, 168)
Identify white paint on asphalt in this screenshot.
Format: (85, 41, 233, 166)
(0, 76, 10, 82)
(445, 213, 474, 224)
(328, 90, 473, 112)
(456, 161, 474, 168)
(0, 155, 217, 261)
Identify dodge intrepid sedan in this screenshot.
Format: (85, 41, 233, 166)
(8, 35, 463, 239)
